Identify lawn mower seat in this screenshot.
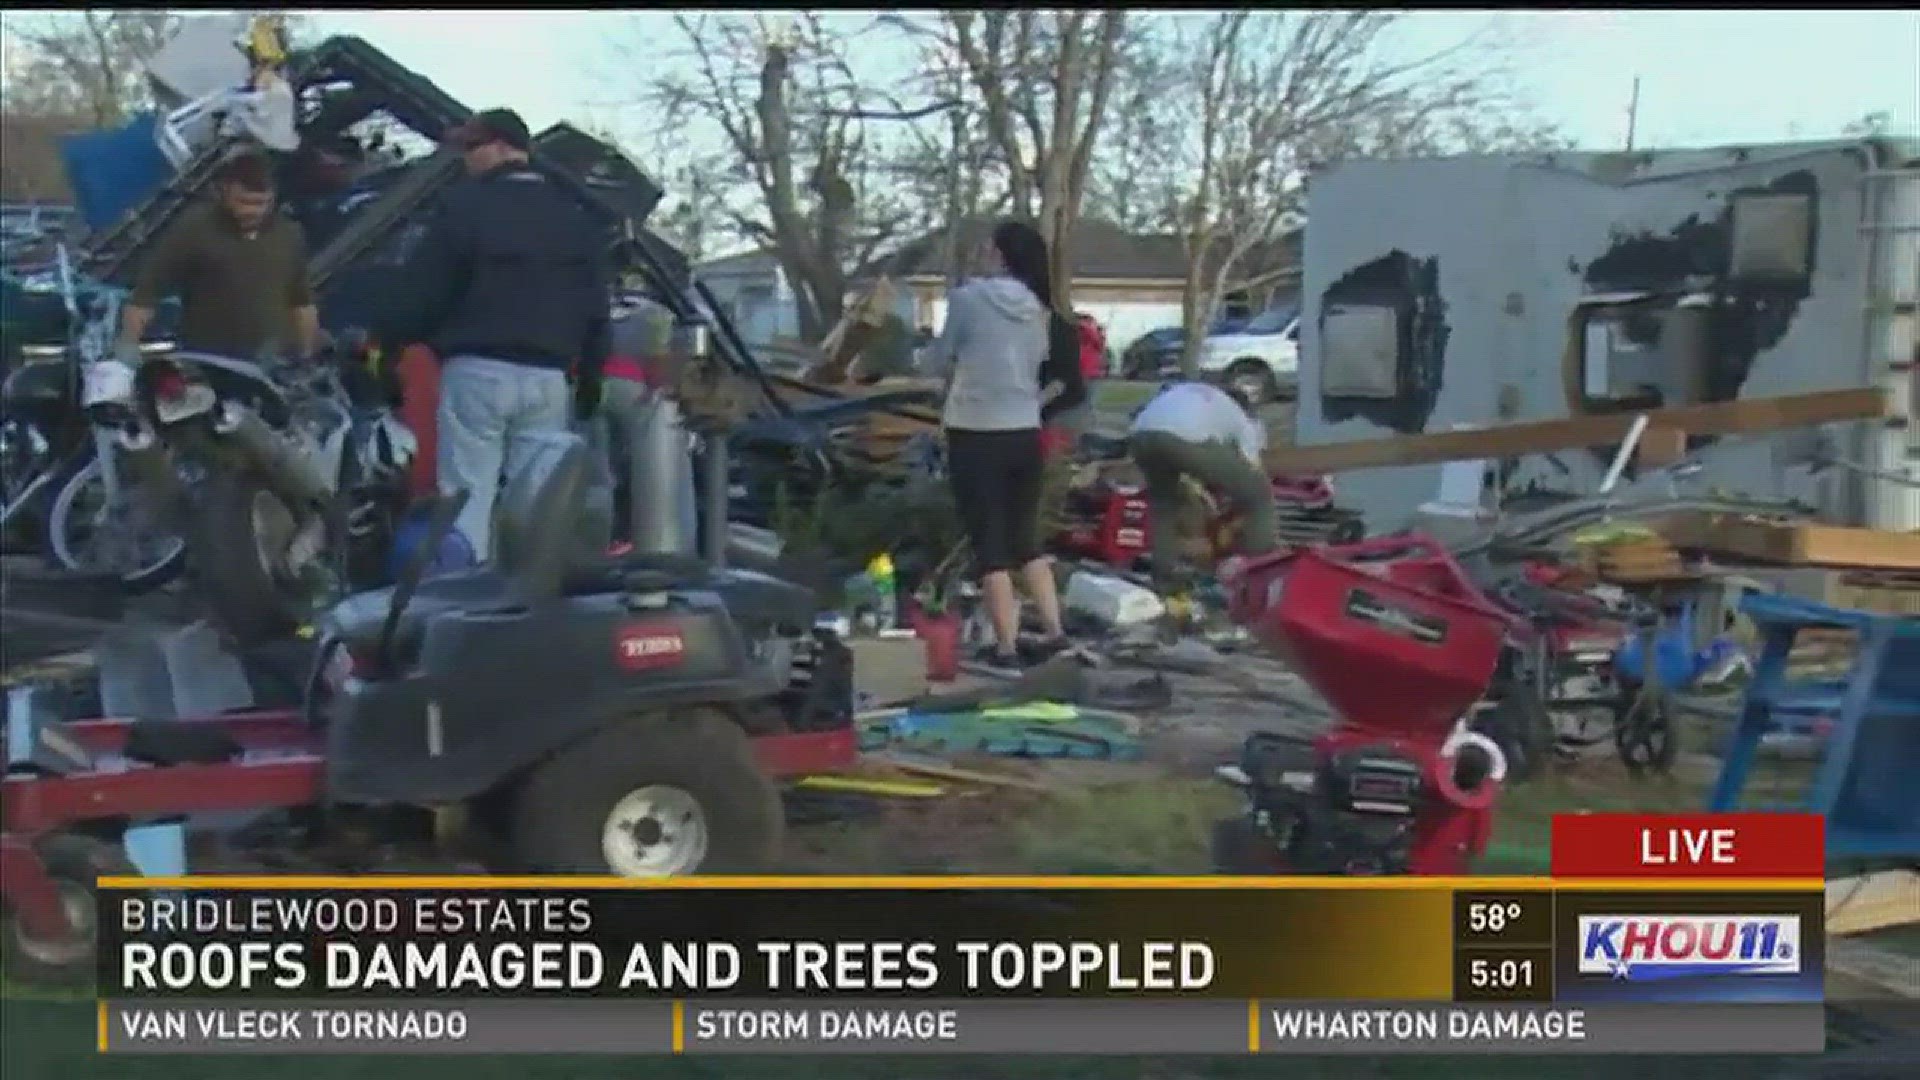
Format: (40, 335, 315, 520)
(321, 432, 803, 662)
(320, 433, 598, 657)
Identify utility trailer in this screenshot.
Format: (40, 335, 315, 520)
(1293, 138, 1920, 532)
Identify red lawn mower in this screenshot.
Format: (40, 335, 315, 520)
(1210, 535, 1516, 875)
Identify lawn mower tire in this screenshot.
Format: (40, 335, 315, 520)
(510, 708, 783, 876)
(3, 833, 134, 986)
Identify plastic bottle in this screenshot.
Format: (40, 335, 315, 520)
(866, 553, 898, 629)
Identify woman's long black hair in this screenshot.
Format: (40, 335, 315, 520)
(991, 220, 1054, 309)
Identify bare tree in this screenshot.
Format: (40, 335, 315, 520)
(1159, 13, 1565, 374)
(4, 11, 181, 126)
(1842, 110, 1893, 137)
(0, 11, 177, 200)
(921, 11, 1131, 310)
(1, 11, 312, 201)
(1082, 35, 1187, 234)
(631, 13, 921, 342)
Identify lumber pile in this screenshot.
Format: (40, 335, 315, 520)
(1577, 534, 1687, 583)
(1826, 870, 1920, 937)
(1834, 570, 1920, 615)
(765, 375, 943, 472)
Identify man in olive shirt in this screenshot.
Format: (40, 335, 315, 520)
(117, 149, 320, 362)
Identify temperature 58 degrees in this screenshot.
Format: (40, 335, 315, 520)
(1467, 902, 1525, 935)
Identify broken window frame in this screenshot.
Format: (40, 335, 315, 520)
(1565, 289, 1717, 416)
(1318, 302, 1403, 400)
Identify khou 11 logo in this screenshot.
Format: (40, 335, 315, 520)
(1576, 915, 1802, 981)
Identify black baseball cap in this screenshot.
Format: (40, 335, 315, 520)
(443, 108, 531, 152)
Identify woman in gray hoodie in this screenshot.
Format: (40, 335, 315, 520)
(919, 221, 1087, 667)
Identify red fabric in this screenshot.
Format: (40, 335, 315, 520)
(395, 344, 440, 499)
(1074, 315, 1107, 380)
(1039, 425, 1073, 459)
(604, 353, 658, 386)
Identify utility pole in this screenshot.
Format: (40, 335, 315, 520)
(1625, 76, 1642, 151)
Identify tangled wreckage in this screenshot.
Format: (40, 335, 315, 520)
(50, 23, 947, 566)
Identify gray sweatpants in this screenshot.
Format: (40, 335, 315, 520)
(437, 356, 571, 562)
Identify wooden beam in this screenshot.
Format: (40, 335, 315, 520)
(1264, 388, 1892, 475)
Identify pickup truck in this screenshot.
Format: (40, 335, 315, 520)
(1193, 304, 1300, 404)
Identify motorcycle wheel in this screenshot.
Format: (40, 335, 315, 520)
(1, 417, 54, 551)
(45, 455, 186, 593)
(181, 473, 328, 644)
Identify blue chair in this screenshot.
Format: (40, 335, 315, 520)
(1708, 593, 1920, 858)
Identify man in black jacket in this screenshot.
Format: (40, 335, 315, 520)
(377, 107, 610, 564)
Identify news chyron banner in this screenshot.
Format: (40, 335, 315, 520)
(96, 813, 1827, 1056)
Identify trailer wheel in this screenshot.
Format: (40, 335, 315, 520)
(3, 834, 133, 986)
(1473, 687, 1553, 784)
(1614, 689, 1678, 777)
(510, 709, 782, 876)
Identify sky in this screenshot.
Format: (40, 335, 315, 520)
(302, 8, 1920, 151)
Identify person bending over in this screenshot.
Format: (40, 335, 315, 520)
(920, 221, 1088, 668)
(1127, 380, 1277, 596)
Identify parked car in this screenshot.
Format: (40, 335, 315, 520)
(1194, 304, 1299, 405)
(1118, 314, 1247, 380)
(1119, 305, 1300, 404)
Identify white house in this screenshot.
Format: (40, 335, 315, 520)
(851, 218, 1300, 357)
(692, 247, 800, 346)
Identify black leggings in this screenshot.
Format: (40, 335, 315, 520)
(946, 427, 1044, 574)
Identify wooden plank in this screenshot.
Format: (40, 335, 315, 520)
(863, 751, 1066, 794)
(1262, 387, 1891, 474)
(1683, 516, 1920, 570)
(1826, 870, 1920, 936)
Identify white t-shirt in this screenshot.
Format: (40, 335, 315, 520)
(1130, 382, 1267, 464)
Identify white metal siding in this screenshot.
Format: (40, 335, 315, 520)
(1296, 140, 1918, 530)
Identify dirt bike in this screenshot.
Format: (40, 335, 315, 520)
(92, 344, 414, 642)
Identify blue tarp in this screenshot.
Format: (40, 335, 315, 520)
(59, 113, 173, 234)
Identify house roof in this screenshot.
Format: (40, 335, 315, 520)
(695, 246, 780, 275)
(855, 218, 1301, 288)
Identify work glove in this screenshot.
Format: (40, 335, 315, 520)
(573, 370, 603, 423)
